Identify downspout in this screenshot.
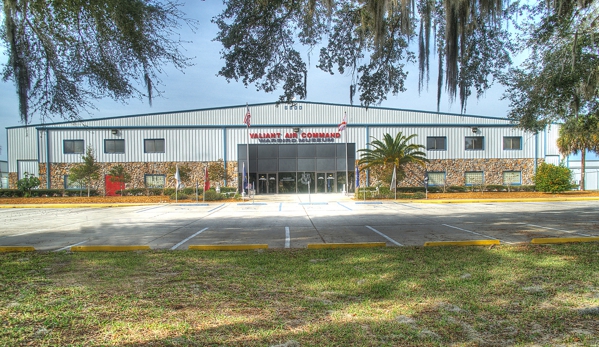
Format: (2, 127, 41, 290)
(365, 126, 370, 186)
(534, 131, 538, 175)
(223, 127, 227, 186)
(46, 129, 51, 189)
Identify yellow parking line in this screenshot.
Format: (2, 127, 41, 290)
(531, 237, 599, 244)
(424, 240, 500, 247)
(0, 246, 36, 252)
(70, 245, 151, 252)
(306, 242, 386, 249)
(188, 244, 268, 251)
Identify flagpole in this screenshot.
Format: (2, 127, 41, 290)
(245, 103, 250, 201)
(394, 165, 397, 200)
(345, 112, 348, 196)
(246, 125, 250, 200)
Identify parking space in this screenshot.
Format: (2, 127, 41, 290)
(1, 199, 598, 250)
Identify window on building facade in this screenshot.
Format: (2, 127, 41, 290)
(145, 174, 165, 188)
(144, 139, 165, 153)
(64, 140, 84, 154)
(465, 136, 484, 150)
(503, 136, 522, 150)
(427, 172, 446, 186)
(503, 171, 522, 185)
(105, 139, 125, 153)
(427, 137, 447, 150)
(64, 175, 86, 189)
(465, 171, 484, 185)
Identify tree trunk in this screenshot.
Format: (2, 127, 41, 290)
(580, 150, 586, 191)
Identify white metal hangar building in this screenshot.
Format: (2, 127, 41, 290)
(5, 101, 565, 194)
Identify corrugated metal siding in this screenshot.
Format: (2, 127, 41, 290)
(8, 127, 39, 172)
(17, 160, 39, 179)
(43, 128, 224, 163)
(10, 102, 545, 168)
(545, 124, 561, 156)
(366, 126, 534, 160)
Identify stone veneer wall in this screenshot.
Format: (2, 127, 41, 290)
(8, 159, 542, 191)
(8, 172, 18, 189)
(36, 162, 240, 194)
(359, 159, 544, 187)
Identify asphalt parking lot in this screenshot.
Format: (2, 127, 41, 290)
(1, 197, 598, 251)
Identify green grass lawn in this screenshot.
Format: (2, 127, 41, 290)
(1, 244, 598, 346)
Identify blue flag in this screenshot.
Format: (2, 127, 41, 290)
(242, 162, 248, 192)
(355, 167, 359, 189)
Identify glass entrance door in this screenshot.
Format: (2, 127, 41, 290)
(326, 173, 335, 193)
(258, 173, 277, 194)
(297, 172, 314, 194)
(267, 173, 277, 194)
(316, 172, 336, 193)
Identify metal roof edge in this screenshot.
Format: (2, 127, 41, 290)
(35, 123, 518, 131)
(8, 101, 517, 130)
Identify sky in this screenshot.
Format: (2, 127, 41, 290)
(0, 1, 512, 162)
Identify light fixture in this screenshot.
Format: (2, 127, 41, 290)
(111, 129, 119, 135)
(471, 127, 478, 133)
(293, 127, 300, 133)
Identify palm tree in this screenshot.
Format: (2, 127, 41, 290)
(358, 132, 428, 197)
(556, 115, 599, 191)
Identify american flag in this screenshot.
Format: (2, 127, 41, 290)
(338, 112, 347, 132)
(243, 104, 251, 127)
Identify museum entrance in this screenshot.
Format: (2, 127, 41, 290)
(316, 172, 336, 193)
(238, 143, 356, 194)
(257, 173, 277, 194)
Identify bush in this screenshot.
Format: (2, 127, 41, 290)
(169, 193, 189, 200)
(63, 189, 100, 197)
(0, 189, 23, 197)
(17, 173, 41, 197)
(534, 163, 572, 193)
(203, 190, 225, 201)
(219, 187, 237, 193)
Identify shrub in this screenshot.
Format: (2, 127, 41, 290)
(170, 193, 189, 200)
(17, 172, 41, 197)
(203, 190, 225, 201)
(0, 189, 23, 197)
(533, 163, 572, 193)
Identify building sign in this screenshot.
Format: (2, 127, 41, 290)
(249, 131, 341, 143)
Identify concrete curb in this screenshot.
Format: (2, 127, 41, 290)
(397, 197, 599, 204)
(188, 244, 268, 251)
(70, 245, 151, 252)
(531, 237, 599, 244)
(0, 246, 36, 252)
(307, 242, 386, 249)
(0, 203, 151, 209)
(424, 240, 500, 247)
